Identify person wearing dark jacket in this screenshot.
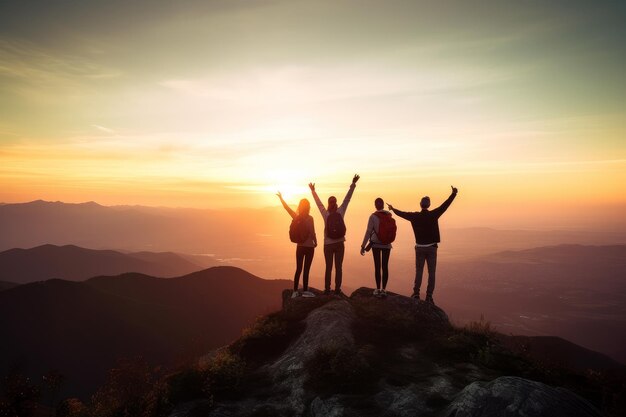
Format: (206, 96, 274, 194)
(388, 186, 458, 304)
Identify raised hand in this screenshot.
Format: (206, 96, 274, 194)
(387, 203, 394, 211)
(451, 185, 458, 194)
(352, 174, 360, 184)
(276, 191, 282, 198)
(309, 182, 315, 191)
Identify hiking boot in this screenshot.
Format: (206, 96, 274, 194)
(425, 295, 435, 305)
(373, 289, 381, 296)
(302, 291, 316, 298)
(334, 289, 344, 296)
(380, 289, 387, 297)
(323, 289, 331, 295)
(411, 292, 420, 300)
(291, 291, 300, 299)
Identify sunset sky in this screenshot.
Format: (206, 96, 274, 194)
(1, 1, 624, 229)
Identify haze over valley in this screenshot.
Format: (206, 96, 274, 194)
(1, 199, 624, 367)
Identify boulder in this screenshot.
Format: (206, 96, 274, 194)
(281, 288, 349, 321)
(350, 287, 451, 333)
(309, 396, 344, 417)
(442, 376, 603, 417)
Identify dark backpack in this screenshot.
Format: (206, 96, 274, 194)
(374, 211, 397, 244)
(325, 211, 346, 239)
(289, 216, 310, 244)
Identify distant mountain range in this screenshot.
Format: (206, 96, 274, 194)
(436, 244, 626, 364)
(0, 244, 211, 284)
(0, 199, 277, 255)
(498, 335, 624, 373)
(2, 200, 625, 280)
(0, 280, 16, 291)
(0, 266, 290, 399)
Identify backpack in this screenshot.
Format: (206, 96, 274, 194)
(325, 211, 346, 239)
(289, 216, 310, 244)
(374, 211, 397, 244)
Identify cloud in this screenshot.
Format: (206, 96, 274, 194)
(0, 39, 121, 85)
(159, 61, 519, 107)
(92, 125, 116, 134)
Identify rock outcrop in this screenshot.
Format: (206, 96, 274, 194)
(443, 376, 604, 417)
(268, 299, 356, 414)
(170, 287, 607, 417)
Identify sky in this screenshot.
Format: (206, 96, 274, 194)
(0, 0, 625, 229)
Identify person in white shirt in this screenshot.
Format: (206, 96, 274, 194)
(360, 198, 393, 297)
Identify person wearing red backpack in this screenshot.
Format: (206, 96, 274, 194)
(360, 198, 397, 297)
(388, 186, 458, 305)
(309, 174, 359, 295)
(277, 192, 317, 298)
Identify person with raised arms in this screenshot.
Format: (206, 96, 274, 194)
(388, 186, 458, 304)
(277, 192, 317, 298)
(309, 174, 360, 295)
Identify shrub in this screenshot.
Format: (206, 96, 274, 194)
(463, 315, 495, 336)
(57, 398, 88, 417)
(231, 313, 304, 365)
(164, 368, 208, 406)
(89, 357, 158, 417)
(0, 367, 41, 417)
(203, 350, 246, 399)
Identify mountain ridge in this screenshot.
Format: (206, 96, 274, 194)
(0, 244, 209, 284)
(0, 266, 290, 399)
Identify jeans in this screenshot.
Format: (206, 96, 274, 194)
(323, 242, 345, 291)
(372, 248, 391, 289)
(294, 246, 314, 291)
(415, 245, 437, 296)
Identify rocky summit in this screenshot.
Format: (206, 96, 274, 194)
(166, 288, 607, 417)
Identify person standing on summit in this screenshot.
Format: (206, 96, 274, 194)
(309, 174, 359, 295)
(277, 192, 317, 298)
(388, 186, 458, 304)
(360, 198, 397, 297)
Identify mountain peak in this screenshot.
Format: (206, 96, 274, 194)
(165, 287, 605, 417)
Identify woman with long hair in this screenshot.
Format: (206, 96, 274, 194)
(309, 174, 359, 295)
(277, 192, 317, 298)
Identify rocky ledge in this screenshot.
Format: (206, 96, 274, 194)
(170, 288, 607, 417)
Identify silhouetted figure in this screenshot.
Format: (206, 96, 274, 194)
(309, 174, 359, 295)
(277, 192, 317, 298)
(388, 186, 458, 304)
(361, 198, 397, 297)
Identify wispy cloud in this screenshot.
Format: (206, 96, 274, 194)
(91, 125, 116, 134)
(0, 39, 121, 85)
(159, 62, 517, 107)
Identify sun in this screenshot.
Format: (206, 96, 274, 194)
(273, 183, 309, 202)
(256, 168, 311, 202)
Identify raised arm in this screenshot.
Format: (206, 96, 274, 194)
(276, 192, 297, 219)
(339, 174, 359, 214)
(432, 186, 458, 218)
(387, 203, 414, 221)
(309, 182, 326, 217)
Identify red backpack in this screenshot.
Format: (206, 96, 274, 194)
(374, 212, 397, 244)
